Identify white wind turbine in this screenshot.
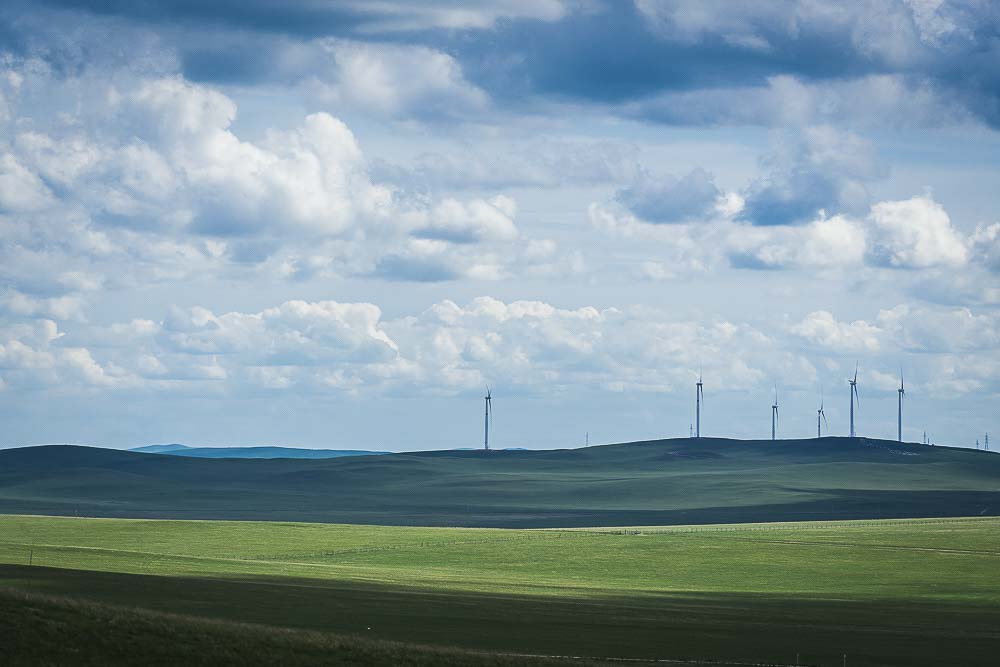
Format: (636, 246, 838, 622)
(483, 386, 493, 453)
(849, 363, 860, 438)
(897, 368, 905, 443)
(771, 386, 779, 442)
(817, 388, 828, 438)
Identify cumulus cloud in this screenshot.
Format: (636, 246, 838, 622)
(739, 127, 885, 226)
(126, 78, 393, 237)
(310, 40, 488, 120)
(876, 304, 1000, 352)
(791, 304, 1000, 357)
(790, 311, 883, 353)
(727, 215, 866, 270)
(412, 196, 519, 244)
(0, 296, 806, 396)
(613, 168, 722, 224)
(969, 222, 1000, 272)
(865, 195, 967, 268)
(0, 64, 565, 304)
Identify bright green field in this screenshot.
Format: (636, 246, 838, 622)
(2, 514, 999, 666)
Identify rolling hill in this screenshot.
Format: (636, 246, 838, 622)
(1, 437, 998, 527)
(129, 444, 390, 459)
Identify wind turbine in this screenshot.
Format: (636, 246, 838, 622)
(695, 369, 704, 439)
(483, 386, 493, 453)
(897, 368, 905, 443)
(849, 363, 860, 438)
(817, 389, 828, 438)
(771, 386, 779, 442)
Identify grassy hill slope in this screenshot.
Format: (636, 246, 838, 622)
(1, 437, 998, 527)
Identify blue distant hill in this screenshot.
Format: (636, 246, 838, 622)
(129, 444, 389, 459)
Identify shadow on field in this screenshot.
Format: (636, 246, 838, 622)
(0, 588, 599, 667)
(2, 564, 998, 667)
(3, 489, 999, 528)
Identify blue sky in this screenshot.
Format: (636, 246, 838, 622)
(0, 1, 997, 450)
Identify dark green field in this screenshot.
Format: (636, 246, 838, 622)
(1, 515, 999, 666)
(0, 588, 593, 666)
(1, 437, 998, 526)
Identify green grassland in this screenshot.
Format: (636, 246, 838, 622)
(0, 589, 591, 667)
(2, 515, 999, 666)
(2, 437, 999, 526)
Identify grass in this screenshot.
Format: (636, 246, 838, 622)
(0, 588, 594, 666)
(2, 514, 999, 666)
(2, 437, 999, 527)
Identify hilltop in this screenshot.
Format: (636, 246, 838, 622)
(1, 437, 997, 527)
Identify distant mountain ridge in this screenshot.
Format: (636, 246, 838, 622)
(129, 444, 389, 459)
(131, 444, 190, 454)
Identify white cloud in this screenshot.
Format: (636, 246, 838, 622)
(1, 295, 995, 410)
(790, 311, 883, 353)
(739, 126, 885, 226)
(412, 196, 519, 243)
(613, 167, 722, 224)
(970, 222, 1000, 272)
(0, 153, 53, 212)
(0, 297, 800, 397)
(727, 215, 866, 270)
(128, 79, 393, 237)
(0, 67, 565, 306)
(876, 304, 1000, 353)
(313, 40, 488, 119)
(791, 304, 1000, 358)
(865, 194, 967, 268)
(338, 0, 567, 31)
(0, 291, 85, 321)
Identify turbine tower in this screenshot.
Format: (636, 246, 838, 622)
(771, 386, 779, 441)
(849, 363, 860, 438)
(897, 368, 905, 443)
(817, 390, 828, 438)
(695, 370, 704, 439)
(483, 386, 492, 453)
(986, 433, 990, 451)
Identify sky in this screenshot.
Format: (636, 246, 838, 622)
(0, 0, 998, 451)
